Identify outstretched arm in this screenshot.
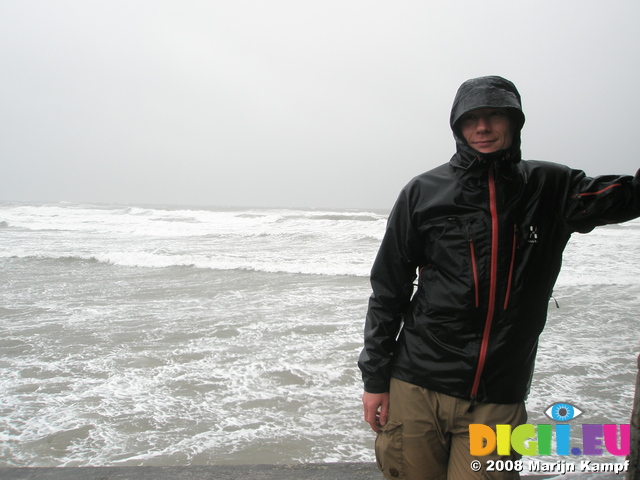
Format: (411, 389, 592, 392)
(565, 168, 640, 232)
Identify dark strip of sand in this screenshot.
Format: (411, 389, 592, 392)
(0, 463, 587, 479)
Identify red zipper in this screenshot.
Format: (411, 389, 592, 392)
(573, 184, 621, 198)
(468, 235, 480, 308)
(470, 166, 499, 401)
(503, 224, 517, 310)
(418, 265, 430, 280)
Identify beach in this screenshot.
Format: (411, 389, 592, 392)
(1, 202, 638, 471)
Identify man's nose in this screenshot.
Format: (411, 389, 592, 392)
(476, 116, 491, 131)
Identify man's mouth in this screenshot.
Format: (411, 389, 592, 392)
(473, 140, 497, 149)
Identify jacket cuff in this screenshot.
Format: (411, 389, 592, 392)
(363, 377, 390, 394)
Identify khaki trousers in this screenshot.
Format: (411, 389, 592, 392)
(375, 378, 527, 480)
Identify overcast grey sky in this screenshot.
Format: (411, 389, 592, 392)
(2, 1, 639, 210)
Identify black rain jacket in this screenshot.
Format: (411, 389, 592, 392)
(358, 76, 640, 404)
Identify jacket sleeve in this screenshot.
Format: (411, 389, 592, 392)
(358, 186, 423, 393)
(564, 168, 640, 233)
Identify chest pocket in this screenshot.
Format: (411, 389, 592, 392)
(415, 216, 485, 319)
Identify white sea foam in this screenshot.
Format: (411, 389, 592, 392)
(0, 202, 638, 468)
(556, 222, 640, 287)
(2, 203, 638, 282)
(0, 203, 387, 277)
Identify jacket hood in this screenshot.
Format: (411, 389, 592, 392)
(450, 76, 525, 164)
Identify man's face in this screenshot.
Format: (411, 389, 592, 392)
(460, 108, 513, 154)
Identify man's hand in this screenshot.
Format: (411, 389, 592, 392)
(362, 391, 389, 434)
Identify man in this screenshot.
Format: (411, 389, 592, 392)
(358, 76, 640, 480)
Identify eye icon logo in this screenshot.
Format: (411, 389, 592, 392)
(544, 402, 583, 422)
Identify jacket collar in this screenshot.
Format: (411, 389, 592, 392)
(450, 143, 522, 185)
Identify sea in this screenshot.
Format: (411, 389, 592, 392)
(1, 201, 639, 472)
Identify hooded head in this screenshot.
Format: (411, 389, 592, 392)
(450, 76, 525, 162)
